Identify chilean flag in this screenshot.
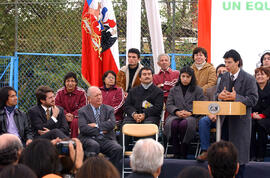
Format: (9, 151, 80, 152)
(81, 0, 119, 86)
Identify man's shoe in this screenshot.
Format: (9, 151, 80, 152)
(197, 151, 208, 162)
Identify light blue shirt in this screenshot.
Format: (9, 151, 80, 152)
(5, 107, 20, 138)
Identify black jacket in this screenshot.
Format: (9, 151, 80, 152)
(28, 105, 69, 138)
(124, 84, 163, 118)
(252, 82, 270, 118)
(0, 108, 33, 144)
(127, 172, 154, 178)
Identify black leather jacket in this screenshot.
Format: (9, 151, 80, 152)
(0, 108, 33, 144)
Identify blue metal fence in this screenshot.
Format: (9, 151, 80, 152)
(0, 52, 192, 112)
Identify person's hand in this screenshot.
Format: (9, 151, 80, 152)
(226, 87, 236, 101)
(218, 87, 228, 100)
(133, 113, 140, 123)
(253, 112, 262, 120)
(176, 110, 184, 118)
(66, 113, 74, 122)
(208, 114, 217, 122)
(52, 105, 60, 118)
(124, 92, 128, 99)
(69, 138, 84, 171)
(51, 137, 62, 145)
(38, 127, 50, 135)
(182, 111, 192, 118)
(88, 123, 97, 128)
(26, 139, 32, 146)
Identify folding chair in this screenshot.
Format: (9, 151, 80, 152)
(122, 124, 159, 178)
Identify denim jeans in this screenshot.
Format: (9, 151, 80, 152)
(198, 116, 216, 151)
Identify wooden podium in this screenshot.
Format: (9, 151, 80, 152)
(193, 101, 246, 141)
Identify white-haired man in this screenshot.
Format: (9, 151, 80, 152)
(128, 138, 164, 178)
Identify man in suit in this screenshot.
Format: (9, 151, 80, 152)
(78, 86, 122, 169)
(217, 49, 258, 178)
(197, 64, 227, 161)
(0, 86, 33, 146)
(28, 86, 69, 140)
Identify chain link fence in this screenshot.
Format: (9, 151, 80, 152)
(0, 0, 198, 111)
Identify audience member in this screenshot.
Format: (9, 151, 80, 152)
(100, 70, 125, 123)
(55, 72, 87, 138)
(153, 53, 179, 103)
(76, 156, 120, 178)
(19, 138, 83, 178)
(0, 134, 23, 170)
(116, 48, 144, 96)
(207, 141, 239, 178)
(197, 64, 227, 161)
(128, 138, 164, 178)
(78, 86, 122, 170)
(260, 51, 270, 67)
(217, 49, 258, 178)
(0, 86, 33, 145)
(0, 164, 37, 178)
(191, 47, 217, 94)
(177, 166, 211, 178)
(164, 66, 204, 159)
(28, 86, 69, 140)
(250, 66, 270, 162)
(123, 67, 163, 126)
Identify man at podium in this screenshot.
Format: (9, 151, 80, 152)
(217, 49, 258, 178)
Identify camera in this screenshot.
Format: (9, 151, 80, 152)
(56, 140, 76, 155)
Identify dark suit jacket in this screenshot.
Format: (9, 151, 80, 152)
(217, 69, 258, 164)
(127, 172, 154, 178)
(0, 108, 33, 144)
(78, 104, 116, 140)
(124, 84, 163, 118)
(28, 105, 69, 138)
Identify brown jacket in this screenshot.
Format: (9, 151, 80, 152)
(116, 63, 143, 92)
(191, 62, 217, 94)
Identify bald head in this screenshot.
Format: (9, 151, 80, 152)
(0, 134, 23, 166)
(87, 86, 103, 107)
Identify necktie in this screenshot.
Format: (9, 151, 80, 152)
(95, 108, 100, 126)
(46, 108, 50, 120)
(231, 75, 235, 81)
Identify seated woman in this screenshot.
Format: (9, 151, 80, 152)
(191, 47, 217, 94)
(164, 66, 205, 159)
(100, 71, 125, 125)
(250, 66, 270, 162)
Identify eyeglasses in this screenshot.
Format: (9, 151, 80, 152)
(106, 76, 115, 80)
(263, 57, 270, 61)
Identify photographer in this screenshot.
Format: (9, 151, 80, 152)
(19, 138, 83, 178)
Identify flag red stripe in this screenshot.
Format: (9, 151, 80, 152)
(198, 0, 211, 62)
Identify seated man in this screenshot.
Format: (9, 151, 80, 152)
(153, 53, 179, 103)
(128, 138, 164, 178)
(28, 86, 69, 140)
(55, 72, 87, 138)
(0, 134, 23, 171)
(207, 141, 239, 178)
(78, 86, 122, 170)
(0, 87, 33, 146)
(197, 64, 227, 161)
(123, 67, 163, 126)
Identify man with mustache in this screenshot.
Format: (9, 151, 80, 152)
(123, 67, 163, 126)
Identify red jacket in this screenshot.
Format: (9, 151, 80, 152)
(100, 86, 125, 121)
(55, 86, 87, 116)
(153, 68, 179, 99)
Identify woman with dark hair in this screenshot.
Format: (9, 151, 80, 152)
(260, 52, 270, 67)
(164, 66, 205, 159)
(76, 156, 120, 178)
(0, 164, 37, 178)
(100, 70, 125, 123)
(250, 67, 270, 162)
(177, 166, 211, 178)
(191, 47, 217, 94)
(19, 139, 60, 178)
